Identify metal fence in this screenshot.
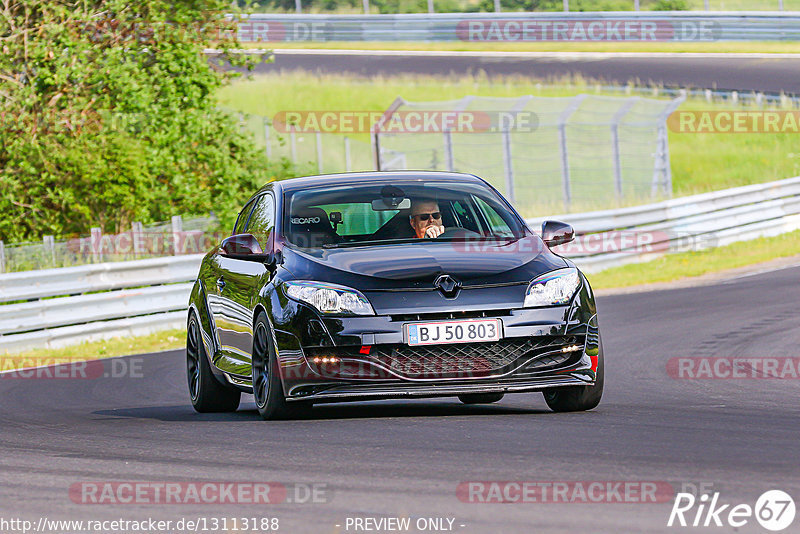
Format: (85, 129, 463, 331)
(240, 112, 378, 174)
(376, 94, 683, 212)
(0, 215, 219, 274)
(236, 93, 682, 213)
(234, 12, 800, 41)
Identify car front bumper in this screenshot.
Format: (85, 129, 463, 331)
(269, 305, 599, 402)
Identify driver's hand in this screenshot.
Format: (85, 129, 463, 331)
(425, 225, 445, 238)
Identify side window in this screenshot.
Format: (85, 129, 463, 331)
(475, 196, 513, 236)
(233, 198, 257, 235)
(452, 200, 481, 233)
(246, 194, 275, 248)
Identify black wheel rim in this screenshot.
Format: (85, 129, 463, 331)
(252, 322, 270, 409)
(186, 320, 201, 401)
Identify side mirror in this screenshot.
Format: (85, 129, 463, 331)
(541, 220, 574, 247)
(220, 234, 277, 268)
(221, 233, 263, 256)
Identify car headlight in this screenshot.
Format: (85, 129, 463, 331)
(524, 268, 581, 307)
(283, 281, 375, 316)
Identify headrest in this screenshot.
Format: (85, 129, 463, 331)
(288, 207, 339, 247)
(289, 207, 332, 232)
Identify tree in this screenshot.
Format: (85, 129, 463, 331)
(0, 0, 281, 242)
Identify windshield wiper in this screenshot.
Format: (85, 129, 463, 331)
(321, 235, 520, 249)
(322, 238, 420, 249)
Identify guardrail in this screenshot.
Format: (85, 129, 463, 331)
(2, 175, 799, 353)
(0, 256, 202, 353)
(527, 175, 800, 272)
(234, 12, 800, 42)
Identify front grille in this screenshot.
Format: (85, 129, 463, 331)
(390, 309, 512, 322)
(307, 335, 582, 380)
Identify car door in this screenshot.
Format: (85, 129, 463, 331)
(207, 196, 259, 375)
(212, 193, 276, 377)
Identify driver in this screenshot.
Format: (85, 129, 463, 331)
(409, 198, 445, 239)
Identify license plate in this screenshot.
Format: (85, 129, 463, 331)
(405, 318, 502, 346)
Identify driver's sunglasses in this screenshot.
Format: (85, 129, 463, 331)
(412, 212, 442, 222)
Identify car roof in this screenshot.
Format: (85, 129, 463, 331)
(256, 171, 488, 195)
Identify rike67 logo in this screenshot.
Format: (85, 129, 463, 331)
(668, 490, 795, 531)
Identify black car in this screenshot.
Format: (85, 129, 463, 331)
(186, 171, 603, 419)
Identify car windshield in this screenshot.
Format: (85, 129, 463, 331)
(283, 180, 526, 249)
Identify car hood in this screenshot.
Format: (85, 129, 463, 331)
(281, 236, 568, 288)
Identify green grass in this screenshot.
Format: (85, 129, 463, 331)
(243, 41, 800, 54)
(588, 230, 800, 289)
(217, 71, 800, 204)
(1, 329, 185, 370)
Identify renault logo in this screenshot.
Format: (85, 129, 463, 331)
(434, 274, 461, 298)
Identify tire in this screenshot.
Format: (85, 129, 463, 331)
(458, 393, 504, 404)
(251, 312, 310, 420)
(543, 339, 604, 413)
(187, 313, 241, 413)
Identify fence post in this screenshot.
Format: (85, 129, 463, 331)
(372, 131, 381, 170)
(296, 0, 302, 12)
(610, 98, 638, 203)
(634, 0, 640, 10)
(264, 118, 272, 159)
(704, 0, 709, 9)
(499, 95, 533, 205)
(428, 0, 434, 12)
(501, 129, 515, 205)
(494, 0, 501, 12)
(563, 0, 569, 11)
(345, 136, 352, 172)
(0, 240, 5, 273)
(442, 95, 472, 173)
(43, 235, 56, 267)
(132, 221, 143, 258)
(290, 126, 297, 164)
(363, 0, 369, 13)
(557, 95, 587, 212)
(171, 215, 183, 255)
(653, 95, 685, 197)
(316, 131, 324, 174)
(91, 227, 103, 263)
(443, 130, 454, 171)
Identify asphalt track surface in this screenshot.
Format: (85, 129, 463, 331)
(249, 50, 800, 94)
(2, 264, 799, 533)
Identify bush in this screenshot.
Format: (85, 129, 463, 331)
(0, 0, 287, 243)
